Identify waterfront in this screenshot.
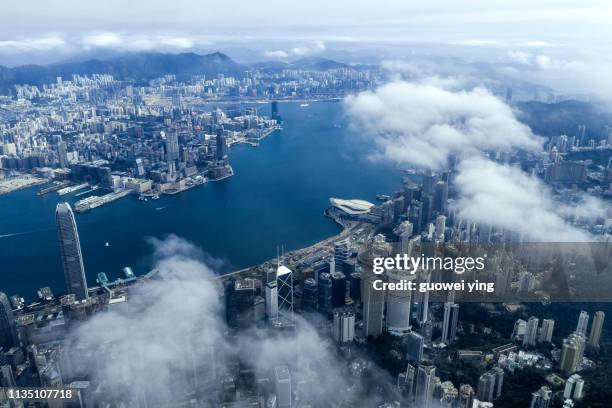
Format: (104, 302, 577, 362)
(0, 101, 402, 300)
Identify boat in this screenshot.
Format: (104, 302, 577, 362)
(155, 207, 165, 211)
(300, 103, 309, 107)
(105, 242, 110, 247)
(376, 194, 391, 201)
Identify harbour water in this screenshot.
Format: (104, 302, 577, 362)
(0, 101, 402, 300)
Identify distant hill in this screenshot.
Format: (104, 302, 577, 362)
(0, 52, 246, 92)
(0, 52, 355, 93)
(290, 57, 349, 71)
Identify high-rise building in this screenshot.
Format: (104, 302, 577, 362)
(476, 371, 496, 402)
(277, 265, 293, 320)
(576, 311, 589, 336)
(397, 364, 416, 402)
(441, 302, 459, 344)
(265, 280, 278, 320)
(0, 293, 18, 349)
(56, 203, 88, 301)
(330, 272, 346, 308)
(302, 278, 318, 313)
(56, 138, 68, 168)
(215, 127, 228, 162)
(563, 374, 584, 400)
(435, 215, 446, 241)
(224, 278, 255, 328)
(165, 131, 179, 162)
(560, 333, 586, 374)
(491, 367, 504, 399)
(394, 221, 414, 254)
(274, 365, 292, 408)
(415, 364, 436, 408)
(539, 319, 555, 343)
(349, 272, 361, 304)
(318, 273, 333, 316)
(523, 316, 539, 347)
(332, 310, 355, 343)
(363, 278, 385, 337)
(386, 269, 414, 334)
(530, 386, 552, 408)
(458, 384, 475, 408)
(588, 311, 605, 348)
(406, 331, 424, 363)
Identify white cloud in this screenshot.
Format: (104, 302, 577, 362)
(455, 157, 597, 242)
(345, 79, 609, 242)
(82, 32, 122, 48)
(263, 41, 326, 60)
(64, 235, 396, 405)
(263, 49, 290, 59)
(344, 81, 540, 169)
(0, 36, 65, 53)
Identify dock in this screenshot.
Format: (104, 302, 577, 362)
(74, 189, 131, 212)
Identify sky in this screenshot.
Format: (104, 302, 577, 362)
(1, 0, 611, 64)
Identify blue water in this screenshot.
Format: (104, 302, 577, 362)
(0, 101, 402, 300)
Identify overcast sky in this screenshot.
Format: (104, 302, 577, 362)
(1, 0, 611, 55)
(1, 0, 611, 99)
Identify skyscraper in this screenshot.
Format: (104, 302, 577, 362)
(539, 319, 555, 343)
(406, 331, 424, 363)
(415, 364, 436, 408)
(588, 311, 605, 348)
(165, 131, 179, 162)
(458, 384, 475, 408)
(530, 386, 552, 408)
(56, 203, 88, 301)
(274, 365, 291, 408)
(265, 280, 278, 320)
(0, 293, 18, 349)
(332, 310, 355, 343)
(277, 265, 293, 320)
(563, 374, 584, 400)
(215, 127, 228, 162)
(576, 311, 589, 336)
(523, 316, 539, 347)
(560, 333, 586, 375)
(476, 371, 496, 402)
(385, 269, 414, 334)
(441, 302, 459, 344)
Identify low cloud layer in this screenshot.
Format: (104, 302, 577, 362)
(345, 81, 540, 169)
(455, 158, 607, 241)
(345, 79, 609, 242)
(263, 41, 326, 59)
(64, 236, 395, 405)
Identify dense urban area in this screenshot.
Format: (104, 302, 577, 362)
(0, 52, 610, 408)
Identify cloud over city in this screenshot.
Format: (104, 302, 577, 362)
(345, 79, 608, 242)
(344, 81, 540, 169)
(64, 236, 394, 405)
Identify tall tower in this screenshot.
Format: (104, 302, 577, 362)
(523, 316, 539, 347)
(588, 311, 605, 348)
(277, 265, 293, 320)
(215, 127, 228, 162)
(441, 302, 459, 344)
(539, 319, 555, 343)
(56, 203, 88, 300)
(576, 311, 589, 335)
(415, 364, 436, 408)
(385, 269, 414, 335)
(0, 292, 18, 349)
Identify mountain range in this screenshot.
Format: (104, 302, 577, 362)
(0, 52, 351, 93)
